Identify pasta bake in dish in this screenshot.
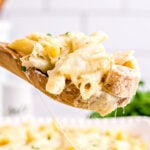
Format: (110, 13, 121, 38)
(0, 121, 147, 150)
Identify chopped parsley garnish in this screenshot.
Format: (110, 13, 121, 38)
(139, 80, 145, 87)
(46, 33, 52, 36)
(47, 136, 51, 140)
(21, 66, 26, 72)
(89, 112, 101, 118)
(65, 32, 70, 35)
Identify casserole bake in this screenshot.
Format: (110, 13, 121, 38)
(0, 117, 148, 150)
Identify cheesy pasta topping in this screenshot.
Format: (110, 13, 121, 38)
(8, 32, 139, 101)
(0, 121, 147, 150)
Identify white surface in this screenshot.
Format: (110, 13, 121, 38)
(2, 81, 33, 117)
(137, 57, 150, 87)
(88, 17, 150, 51)
(128, 0, 150, 10)
(32, 89, 91, 118)
(9, 15, 80, 40)
(0, 21, 11, 42)
(0, 21, 11, 117)
(50, 0, 121, 11)
(4, 0, 43, 11)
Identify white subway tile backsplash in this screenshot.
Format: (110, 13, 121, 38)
(88, 17, 150, 55)
(50, 0, 121, 11)
(9, 15, 80, 40)
(128, 0, 150, 11)
(137, 57, 150, 86)
(3, 0, 44, 12)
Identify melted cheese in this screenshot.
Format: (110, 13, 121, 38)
(8, 32, 139, 105)
(0, 122, 147, 150)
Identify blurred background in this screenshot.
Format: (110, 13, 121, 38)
(0, 0, 150, 118)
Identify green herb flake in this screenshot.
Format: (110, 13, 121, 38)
(139, 80, 145, 87)
(47, 136, 51, 140)
(21, 66, 26, 72)
(65, 32, 70, 36)
(31, 145, 40, 150)
(46, 33, 52, 36)
(92, 144, 97, 147)
(89, 112, 101, 118)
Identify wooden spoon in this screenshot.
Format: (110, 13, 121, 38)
(0, 42, 139, 115)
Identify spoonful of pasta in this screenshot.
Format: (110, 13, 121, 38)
(0, 32, 140, 116)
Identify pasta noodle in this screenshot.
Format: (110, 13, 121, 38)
(7, 31, 140, 115)
(0, 121, 147, 150)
